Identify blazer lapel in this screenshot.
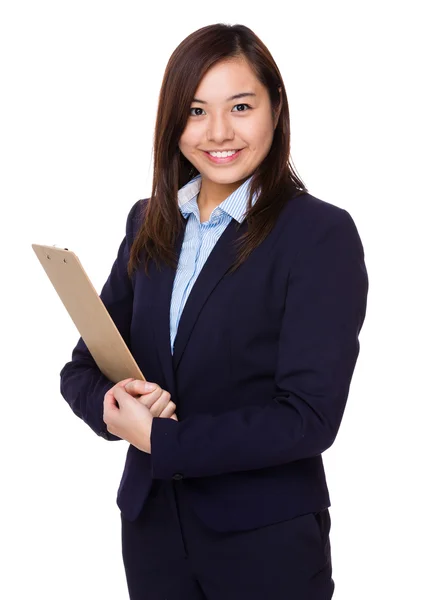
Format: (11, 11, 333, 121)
(152, 219, 186, 399)
(172, 218, 248, 373)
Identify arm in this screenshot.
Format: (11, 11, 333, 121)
(150, 209, 369, 478)
(59, 200, 143, 441)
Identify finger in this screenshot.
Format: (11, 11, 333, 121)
(148, 392, 172, 416)
(117, 377, 135, 387)
(104, 389, 120, 414)
(125, 380, 159, 396)
(133, 388, 165, 410)
(113, 385, 135, 404)
(135, 386, 168, 409)
(104, 379, 134, 416)
(150, 400, 176, 417)
(170, 414, 178, 421)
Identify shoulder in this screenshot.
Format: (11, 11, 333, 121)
(287, 190, 362, 245)
(287, 190, 351, 227)
(275, 190, 366, 262)
(124, 198, 150, 242)
(128, 197, 149, 224)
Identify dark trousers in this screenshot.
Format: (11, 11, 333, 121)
(121, 479, 335, 599)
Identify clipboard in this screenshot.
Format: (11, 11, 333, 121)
(32, 243, 145, 384)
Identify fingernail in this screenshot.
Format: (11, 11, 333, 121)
(145, 382, 155, 391)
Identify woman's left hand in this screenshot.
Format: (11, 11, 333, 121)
(103, 378, 153, 453)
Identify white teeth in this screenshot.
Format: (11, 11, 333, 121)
(209, 150, 238, 158)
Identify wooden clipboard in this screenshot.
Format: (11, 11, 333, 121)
(32, 243, 145, 383)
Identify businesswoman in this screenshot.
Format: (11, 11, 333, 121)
(60, 23, 368, 600)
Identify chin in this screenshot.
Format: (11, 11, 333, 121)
(202, 172, 242, 184)
(202, 165, 246, 178)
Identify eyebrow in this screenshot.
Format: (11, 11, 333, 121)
(191, 92, 257, 104)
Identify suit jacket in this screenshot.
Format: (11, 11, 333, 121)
(60, 189, 369, 532)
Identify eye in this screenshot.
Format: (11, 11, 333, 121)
(232, 103, 251, 112)
(188, 103, 252, 117)
(189, 107, 205, 116)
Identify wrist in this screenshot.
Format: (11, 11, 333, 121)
(135, 415, 153, 454)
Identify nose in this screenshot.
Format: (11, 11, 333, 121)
(206, 113, 235, 144)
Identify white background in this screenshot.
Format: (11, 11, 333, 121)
(1, 1, 419, 598)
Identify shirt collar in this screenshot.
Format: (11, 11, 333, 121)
(177, 174, 258, 224)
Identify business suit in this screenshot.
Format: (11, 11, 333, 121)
(60, 185, 368, 598)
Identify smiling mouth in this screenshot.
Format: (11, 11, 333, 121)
(202, 148, 244, 164)
(204, 149, 243, 154)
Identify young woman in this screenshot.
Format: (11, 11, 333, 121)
(60, 22, 369, 600)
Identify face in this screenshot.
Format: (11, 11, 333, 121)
(179, 57, 280, 193)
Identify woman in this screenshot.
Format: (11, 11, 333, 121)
(60, 23, 368, 599)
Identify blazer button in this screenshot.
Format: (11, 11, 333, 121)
(172, 473, 183, 480)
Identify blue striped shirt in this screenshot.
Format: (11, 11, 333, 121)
(170, 174, 258, 354)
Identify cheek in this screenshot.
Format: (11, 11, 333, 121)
(178, 134, 188, 153)
(242, 119, 274, 151)
(255, 125, 275, 154)
(179, 124, 202, 151)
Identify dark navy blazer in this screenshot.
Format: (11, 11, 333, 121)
(60, 190, 368, 532)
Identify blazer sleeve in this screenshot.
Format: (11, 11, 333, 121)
(150, 208, 369, 479)
(59, 199, 141, 441)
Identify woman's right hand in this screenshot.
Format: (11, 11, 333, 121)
(123, 379, 178, 421)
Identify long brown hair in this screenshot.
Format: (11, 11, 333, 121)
(127, 23, 307, 278)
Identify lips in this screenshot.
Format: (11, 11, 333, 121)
(203, 149, 243, 164)
(206, 149, 240, 153)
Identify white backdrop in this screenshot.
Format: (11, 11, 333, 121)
(1, 1, 419, 598)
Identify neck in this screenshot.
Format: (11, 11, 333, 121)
(197, 176, 248, 212)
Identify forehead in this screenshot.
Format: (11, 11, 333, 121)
(193, 58, 263, 100)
